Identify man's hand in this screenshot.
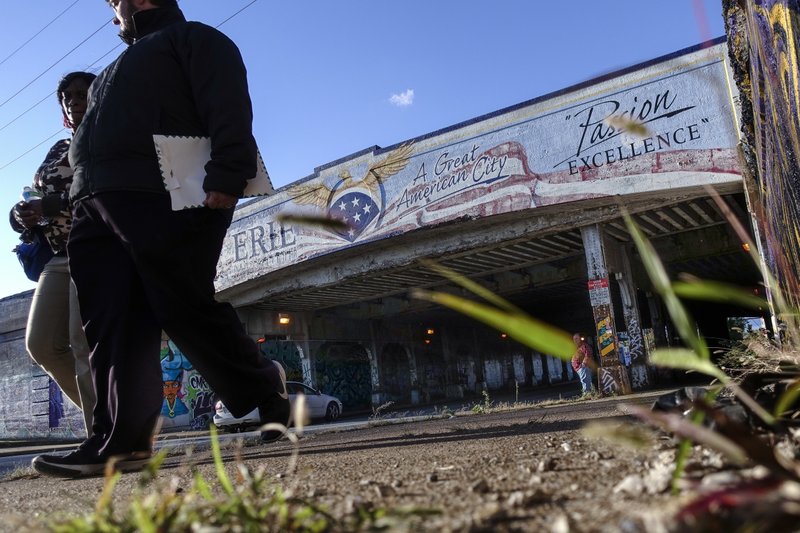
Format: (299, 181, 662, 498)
(12, 199, 43, 229)
(204, 191, 238, 210)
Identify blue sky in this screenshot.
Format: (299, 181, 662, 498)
(0, 0, 725, 298)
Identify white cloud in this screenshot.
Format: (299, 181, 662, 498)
(389, 89, 414, 107)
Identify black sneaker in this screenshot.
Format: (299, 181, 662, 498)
(32, 447, 152, 478)
(259, 360, 290, 443)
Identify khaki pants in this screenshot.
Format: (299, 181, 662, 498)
(26, 255, 95, 435)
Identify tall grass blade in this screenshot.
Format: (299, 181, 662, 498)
(625, 403, 748, 465)
(276, 213, 350, 231)
(209, 425, 235, 496)
(774, 379, 800, 418)
(650, 349, 729, 383)
(623, 210, 709, 358)
(703, 185, 798, 340)
(95, 470, 121, 515)
(726, 381, 777, 426)
(672, 279, 768, 309)
(420, 259, 525, 314)
(412, 288, 574, 358)
(582, 421, 654, 449)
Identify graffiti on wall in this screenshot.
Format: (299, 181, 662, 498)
(532, 356, 543, 384)
(217, 44, 741, 291)
(626, 316, 644, 362)
(595, 308, 617, 361)
(315, 343, 372, 410)
(484, 359, 504, 390)
(631, 364, 649, 390)
(160, 340, 217, 430)
(599, 367, 622, 395)
(618, 332, 631, 366)
(379, 344, 412, 402)
(260, 340, 303, 381)
(512, 353, 527, 385)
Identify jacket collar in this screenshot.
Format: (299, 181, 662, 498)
(131, 6, 186, 42)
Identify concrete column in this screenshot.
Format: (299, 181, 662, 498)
(440, 329, 464, 399)
(611, 241, 650, 390)
(299, 314, 313, 385)
(581, 225, 631, 395)
(368, 321, 384, 406)
(406, 324, 421, 405)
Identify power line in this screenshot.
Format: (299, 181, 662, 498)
(216, 0, 259, 28)
(0, 42, 123, 134)
(86, 43, 124, 70)
(0, 19, 110, 112)
(0, 129, 64, 171)
(0, 0, 262, 174)
(0, 92, 54, 134)
(0, 0, 82, 69)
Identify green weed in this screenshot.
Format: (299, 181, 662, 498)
(471, 389, 493, 414)
(49, 414, 437, 532)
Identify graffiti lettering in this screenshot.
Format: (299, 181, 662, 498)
(627, 316, 644, 362)
(191, 391, 217, 417)
(189, 374, 211, 391)
(600, 368, 620, 395)
(631, 364, 648, 390)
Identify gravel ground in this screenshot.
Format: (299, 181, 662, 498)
(0, 391, 759, 532)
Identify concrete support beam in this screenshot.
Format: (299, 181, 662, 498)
(606, 238, 650, 390)
(580, 225, 631, 395)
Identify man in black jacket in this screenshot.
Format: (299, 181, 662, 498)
(32, 0, 290, 477)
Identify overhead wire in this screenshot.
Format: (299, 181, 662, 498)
(0, 0, 82, 69)
(0, 0, 261, 173)
(0, 42, 124, 134)
(0, 129, 63, 172)
(215, 0, 259, 28)
(0, 92, 54, 134)
(0, 19, 110, 111)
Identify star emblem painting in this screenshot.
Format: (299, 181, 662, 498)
(289, 143, 414, 242)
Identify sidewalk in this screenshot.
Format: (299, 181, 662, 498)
(0, 378, 658, 459)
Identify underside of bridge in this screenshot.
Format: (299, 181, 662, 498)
(240, 191, 763, 343)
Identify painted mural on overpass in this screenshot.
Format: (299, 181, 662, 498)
(217, 42, 742, 291)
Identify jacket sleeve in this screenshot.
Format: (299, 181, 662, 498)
(181, 25, 258, 197)
(40, 192, 70, 219)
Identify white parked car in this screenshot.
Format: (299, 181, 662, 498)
(213, 381, 343, 432)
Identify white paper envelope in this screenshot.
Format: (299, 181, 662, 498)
(154, 134, 275, 210)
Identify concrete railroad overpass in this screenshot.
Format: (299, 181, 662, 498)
(0, 39, 766, 438)
(216, 38, 760, 406)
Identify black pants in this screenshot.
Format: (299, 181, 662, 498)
(68, 192, 280, 456)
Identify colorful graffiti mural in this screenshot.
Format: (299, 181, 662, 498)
(595, 309, 617, 361)
(159, 340, 217, 430)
